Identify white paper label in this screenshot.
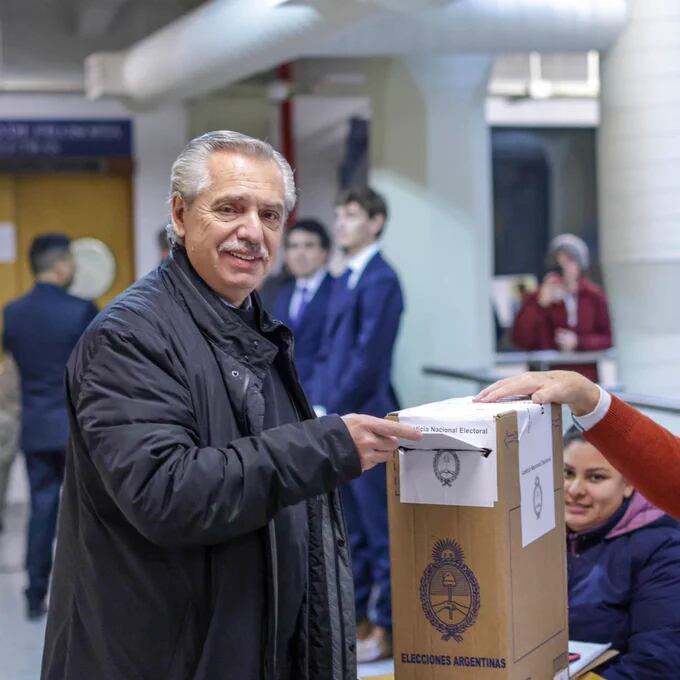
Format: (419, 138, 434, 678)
(397, 398, 500, 508)
(0, 223, 17, 263)
(399, 447, 497, 507)
(395, 397, 556, 545)
(516, 403, 556, 547)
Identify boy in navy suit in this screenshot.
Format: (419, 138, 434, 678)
(310, 188, 404, 662)
(3, 234, 97, 618)
(273, 219, 333, 396)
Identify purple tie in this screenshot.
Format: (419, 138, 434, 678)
(339, 268, 352, 289)
(292, 286, 309, 327)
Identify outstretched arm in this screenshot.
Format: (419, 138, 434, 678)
(477, 371, 680, 519)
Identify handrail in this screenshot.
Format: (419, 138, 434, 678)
(494, 349, 617, 367)
(422, 364, 680, 416)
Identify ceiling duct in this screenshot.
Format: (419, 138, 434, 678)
(86, 0, 627, 105)
(86, 0, 380, 103)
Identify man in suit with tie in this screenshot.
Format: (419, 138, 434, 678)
(2, 234, 98, 618)
(273, 219, 333, 395)
(310, 187, 404, 663)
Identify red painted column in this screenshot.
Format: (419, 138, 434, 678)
(278, 63, 296, 224)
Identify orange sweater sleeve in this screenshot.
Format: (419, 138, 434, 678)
(585, 395, 680, 520)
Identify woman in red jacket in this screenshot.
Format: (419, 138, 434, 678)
(477, 370, 680, 521)
(512, 234, 612, 381)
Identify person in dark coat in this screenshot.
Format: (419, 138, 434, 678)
(158, 224, 171, 261)
(512, 234, 612, 381)
(259, 266, 293, 312)
(273, 219, 333, 395)
(2, 234, 98, 618)
(41, 131, 420, 680)
(309, 187, 404, 663)
(564, 427, 680, 678)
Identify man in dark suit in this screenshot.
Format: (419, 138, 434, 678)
(2, 234, 98, 618)
(273, 219, 333, 395)
(310, 187, 404, 662)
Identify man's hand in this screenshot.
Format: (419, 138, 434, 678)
(341, 414, 422, 472)
(474, 370, 600, 416)
(555, 327, 578, 352)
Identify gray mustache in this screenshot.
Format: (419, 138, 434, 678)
(218, 239, 270, 262)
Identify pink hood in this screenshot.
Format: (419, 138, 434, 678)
(606, 491, 665, 540)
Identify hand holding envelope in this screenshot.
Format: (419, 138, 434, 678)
(341, 413, 421, 471)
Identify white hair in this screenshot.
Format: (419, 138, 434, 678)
(166, 130, 297, 246)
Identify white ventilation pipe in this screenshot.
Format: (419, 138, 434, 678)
(87, 0, 627, 104)
(312, 0, 627, 56)
(86, 0, 380, 103)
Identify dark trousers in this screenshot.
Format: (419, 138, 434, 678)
(341, 462, 391, 630)
(23, 449, 65, 605)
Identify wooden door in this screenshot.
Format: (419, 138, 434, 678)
(0, 177, 19, 317)
(0, 172, 134, 346)
(14, 173, 134, 308)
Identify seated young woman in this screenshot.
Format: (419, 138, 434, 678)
(564, 427, 680, 679)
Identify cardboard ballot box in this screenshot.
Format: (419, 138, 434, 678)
(388, 398, 569, 680)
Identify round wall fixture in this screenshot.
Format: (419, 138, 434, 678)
(69, 237, 117, 300)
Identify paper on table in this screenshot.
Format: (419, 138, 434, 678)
(0, 223, 17, 263)
(568, 641, 613, 675)
(515, 402, 556, 547)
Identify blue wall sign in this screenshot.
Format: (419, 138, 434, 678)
(0, 120, 132, 157)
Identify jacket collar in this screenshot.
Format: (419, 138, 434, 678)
(34, 282, 67, 295)
(345, 242, 380, 288)
(161, 247, 290, 379)
(568, 495, 631, 555)
(606, 491, 665, 540)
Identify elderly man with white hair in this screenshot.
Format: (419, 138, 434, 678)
(41, 131, 420, 680)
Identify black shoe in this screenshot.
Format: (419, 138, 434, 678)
(26, 600, 47, 621)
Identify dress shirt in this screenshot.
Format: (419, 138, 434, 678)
(572, 385, 612, 431)
(564, 293, 578, 327)
(345, 243, 380, 290)
(288, 267, 328, 320)
(220, 294, 252, 310)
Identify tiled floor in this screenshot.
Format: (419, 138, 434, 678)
(0, 502, 393, 679)
(357, 657, 394, 678)
(0, 503, 46, 680)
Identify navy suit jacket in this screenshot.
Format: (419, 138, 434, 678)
(273, 272, 334, 395)
(3, 283, 98, 452)
(310, 252, 403, 417)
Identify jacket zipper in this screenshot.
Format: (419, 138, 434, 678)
(239, 368, 278, 680)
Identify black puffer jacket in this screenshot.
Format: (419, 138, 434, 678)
(42, 248, 361, 680)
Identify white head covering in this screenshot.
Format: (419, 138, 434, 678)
(547, 233, 590, 271)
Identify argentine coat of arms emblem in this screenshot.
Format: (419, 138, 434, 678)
(433, 450, 461, 486)
(533, 474, 543, 519)
(420, 538, 480, 642)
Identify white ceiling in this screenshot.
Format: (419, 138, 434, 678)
(0, 0, 204, 83)
(0, 0, 601, 103)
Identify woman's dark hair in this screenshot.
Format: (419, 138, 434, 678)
(564, 425, 586, 448)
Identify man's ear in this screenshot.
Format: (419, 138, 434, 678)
(370, 214, 385, 239)
(171, 193, 188, 240)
